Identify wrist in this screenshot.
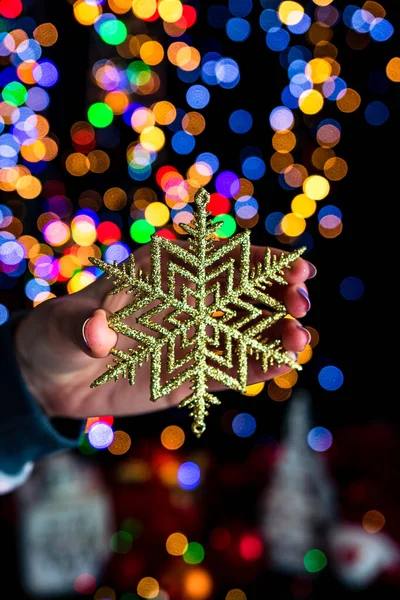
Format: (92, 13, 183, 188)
(14, 312, 55, 418)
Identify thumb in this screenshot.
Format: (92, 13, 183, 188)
(82, 309, 118, 358)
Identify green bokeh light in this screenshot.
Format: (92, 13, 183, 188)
(130, 219, 155, 244)
(183, 541, 205, 564)
(127, 61, 152, 86)
(77, 433, 97, 455)
(121, 518, 142, 540)
(3, 81, 27, 106)
(212, 214, 237, 238)
(99, 19, 127, 45)
(304, 549, 327, 573)
(110, 530, 133, 554)
(87, 102, 113, 128)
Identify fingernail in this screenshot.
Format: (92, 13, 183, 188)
(298, 287, 311, 311)
(306, 261, 317, 279)
(287, 351, 299, 361)
(296, 325, 311, 345)
(82, 317, 91, 347)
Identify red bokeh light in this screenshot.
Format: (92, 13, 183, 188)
(0, 0, 23, 18)
(156, 165, 178, 188)
(73, 573, 96, 595)
(239, 533, 263, 561)
(97, 221, 121, 245)
(206, 193, 231, 216)
(155, 228, 177, 240)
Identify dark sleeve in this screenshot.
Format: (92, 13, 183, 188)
(0, 313, 85, 475)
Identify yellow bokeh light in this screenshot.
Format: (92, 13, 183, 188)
(161, 425, 185, 450)
(281, 213, 306, 237)
(140, 40, 165, 65)
(278, 1, 304, 25)
(306, 58, 331, 83)
(270, 152, 294, 174)
(108, 431, 132, 455)
(323, 157, 348, 181)
(268, 380, 292, 402)
(158, 0, 183, 23)
(166, 532, 188, 556)
(58, 254, 79, 278)
(132, 0, 157, 19)
(104, 187, 127, 211)
(167, 41, 188, 66)
(274, 369, 298, 389)
(187, 163, 212, 187)
(182, 111, 205, 135)
(284, 164, 308, 188)
(226, 590, 247, 600)
(20, 140, 46, 163)
(303, 175, 330, 200)
(307, 22, 334, 45)
(73, 0, 101, 25)
(88, 150, 110, 174)
(386, 57, 400, 82)
(105, 91, 129, 115)
(336, 88, 361, 113)
(363, 1, 386, 18)
(312, 147, 335, 169)
(362, 510, 385, 534)
(33, 292, 56, 307)
(312, 0, 334, 6)
(137, 577, 159, 599)
(94, 587, 116, 600)
(140, 126, 166, 152)
(33, 23, 58, 46)
(66, 153, 90, 177)
(272, 130, 296, 153)
(152, 101, 177, 125)
(244, 382, 265, 396)
(67, 270, 96, 294)
(298, 344, 313, 365)
(299, 89, 324, 115)
(183, 568, 213, 600)
(176, 46, 201, 71)
(108, 0, 132, 13)
(71, 218, 97, 247)
(291, 194, 316, 218)
(16, 175, 42, 199)
(131, 107, 155, 132)
(145, 202, 170, 227)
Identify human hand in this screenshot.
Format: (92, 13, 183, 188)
(14, 242, 315, 420)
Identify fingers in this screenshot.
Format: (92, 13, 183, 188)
(282, 283, 311, 319)
(83, 309, 118, 358)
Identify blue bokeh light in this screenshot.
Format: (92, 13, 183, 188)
(340, 276, 365, 300)
(307, 427, 333, 452)
(186, 84, 210, 109)
(229, 109, 253, 134)
(178, 461, 201, 490)
(318, 366, 344, 391)
(232, 413, 257, 437)
(364, 101, 389, 126)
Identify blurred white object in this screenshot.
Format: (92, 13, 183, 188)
(16, 453, 113, 596)
(330, 524, 400, 588)
(0, 462, 33, 495)
(261, 389, 336, 573)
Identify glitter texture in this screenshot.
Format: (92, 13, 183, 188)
(89, 188, 305, 436)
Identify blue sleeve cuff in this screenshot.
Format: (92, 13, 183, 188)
(0, 312, 85, 475)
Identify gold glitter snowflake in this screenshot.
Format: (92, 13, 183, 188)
(89, 188, 305, 437)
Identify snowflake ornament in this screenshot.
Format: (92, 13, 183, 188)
(89, 188, 305, 437)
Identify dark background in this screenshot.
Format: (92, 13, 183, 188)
(1, 0, 398, 598)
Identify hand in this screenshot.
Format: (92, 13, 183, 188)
(14, 243, 315, 420)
